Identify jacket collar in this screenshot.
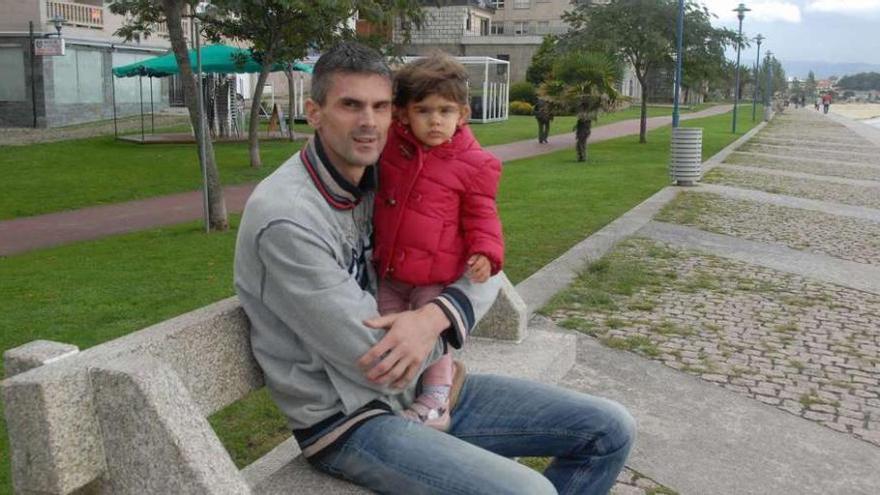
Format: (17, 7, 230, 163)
(300, 133, 377, 210)
(391, 120, 476, 158)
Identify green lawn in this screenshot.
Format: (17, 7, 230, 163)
(0, 106, 758, 492)
(471, 103, 714, 147)
(0, 103, 720, 220)
(0, 137, 304, 220)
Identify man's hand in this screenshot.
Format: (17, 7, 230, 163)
(358, 303, 449, 389)
(466, 254, 491, 283)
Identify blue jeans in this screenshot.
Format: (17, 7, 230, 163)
(311, 374, 635, 494)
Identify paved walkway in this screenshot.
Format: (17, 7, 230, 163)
(0, 105, 731, 256)
(529, 108, 880, 493)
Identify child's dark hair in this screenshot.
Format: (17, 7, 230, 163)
(393, 52, 469, 108)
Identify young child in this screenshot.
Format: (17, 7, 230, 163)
(373, 53, 504, 430)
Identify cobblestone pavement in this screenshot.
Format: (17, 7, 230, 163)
(726, 151, 880, 181)
(703, 166, 880, 209)
(656, 191, 880, 265)
(750, 137, 879, 152)
(612, 467, 676, 495)
(739, 142, 879, 164)
(548, 238, 880, 447)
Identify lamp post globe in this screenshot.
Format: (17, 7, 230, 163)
(731, 2, 750, 133)
(50, 14, 65, 36)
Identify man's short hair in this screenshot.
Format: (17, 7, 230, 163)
(311, 42, 392, 105)
(393, 52, 469, 108)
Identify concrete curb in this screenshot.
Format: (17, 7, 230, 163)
(702, 120, 768, 174)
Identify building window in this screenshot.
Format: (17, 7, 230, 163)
(0, 47, 26, 101)
(536, 21, 550, 34)
(514, 0, 530, 9)
(491, 23, 504, 35)
(52, 47, 104, 104)
(492, 0, 505, 7)
(496, 54, 509, 76)
(513, 21, 527, 35)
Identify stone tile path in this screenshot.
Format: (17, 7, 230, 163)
(548, 109, 880, 493)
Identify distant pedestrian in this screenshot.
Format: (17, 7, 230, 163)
(822, 93, 832, 114)
(799, 95, 805, 108)
(534, 98, 553, 144)
(815, 96, 822, 111)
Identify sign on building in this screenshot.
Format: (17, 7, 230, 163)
(34, 38, 65, 56)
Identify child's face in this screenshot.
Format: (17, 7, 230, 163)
(400, 94, 468, 148)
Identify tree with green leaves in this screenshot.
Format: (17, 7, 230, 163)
(837, 72, 880, 91)
(539, 51, 622, 162)
(110, 0, 228, 231)
(804, 70, 818, 99)
(563, 0, 735, 143)
(203, 0, 425, 168)
(526, 35, 558, 85)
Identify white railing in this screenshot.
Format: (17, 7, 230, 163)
(46, 1, 104, 29)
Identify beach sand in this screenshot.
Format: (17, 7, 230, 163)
(829, 103, 880, 120)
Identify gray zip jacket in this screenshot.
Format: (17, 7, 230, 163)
(234, 136, 501, 436)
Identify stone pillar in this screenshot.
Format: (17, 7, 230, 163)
(472, 272, 528, 343)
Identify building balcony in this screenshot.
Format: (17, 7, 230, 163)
(46, 0, 104, 30)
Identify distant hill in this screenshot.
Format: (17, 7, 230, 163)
(784, 60, 880, 80)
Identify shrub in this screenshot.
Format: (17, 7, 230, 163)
(510, 101, 534, 115)
(509, 81, 538, 105)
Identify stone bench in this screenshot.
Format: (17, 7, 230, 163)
(2, 274, 575, 494)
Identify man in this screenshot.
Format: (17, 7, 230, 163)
(234, 42, 634, 494)
(534, 98, 553, 144)
(822, 92, 832, 114)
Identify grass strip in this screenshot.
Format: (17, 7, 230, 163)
(0, 104, 708, 219)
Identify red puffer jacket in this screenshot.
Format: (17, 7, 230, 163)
(373, 121, 504, 286)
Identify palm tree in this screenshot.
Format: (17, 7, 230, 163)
(539, 51, 623, 162)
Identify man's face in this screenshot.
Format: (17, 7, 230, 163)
(306, 72, 392, 180)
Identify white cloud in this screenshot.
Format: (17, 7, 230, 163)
(701, 1, 802, 23)
(805, 0, 880, 14)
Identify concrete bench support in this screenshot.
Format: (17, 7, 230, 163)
(1, 273, 538, 494)
(90, 355, 250, 494)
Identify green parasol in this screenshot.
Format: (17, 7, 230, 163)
(112, 44, 312, 78)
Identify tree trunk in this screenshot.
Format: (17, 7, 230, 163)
(575, 117, 592, 162)
(285, 69, 297, 142)
(638, 84, 648, 144)
(162, 0, 228, 231)
(248, 63, 272, 168)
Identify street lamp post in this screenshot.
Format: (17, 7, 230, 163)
(731, 2, 750, 133)
(672, 0, 685, 128)
(751, 34, 764, 122)
(28, 15, 65, 128)
(764, 51, 773, 121)
(191, 7, 210, 233)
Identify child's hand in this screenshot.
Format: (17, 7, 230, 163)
(466, 254, 492, 283)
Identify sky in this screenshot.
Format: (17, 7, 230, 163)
(698, 0, 880, 71)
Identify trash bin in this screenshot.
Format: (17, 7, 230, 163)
(670, 127, 703, 186)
